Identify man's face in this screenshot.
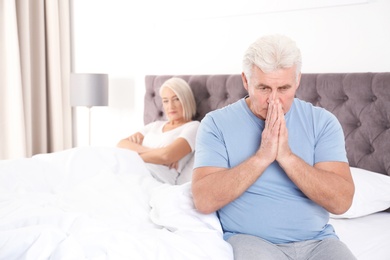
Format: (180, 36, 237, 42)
(242, 66, 301, 120)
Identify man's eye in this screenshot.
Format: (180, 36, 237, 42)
(259, 87, 270, 92)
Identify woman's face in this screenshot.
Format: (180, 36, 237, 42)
(161, 87, 184, 122)
(242, 66, 300, 120)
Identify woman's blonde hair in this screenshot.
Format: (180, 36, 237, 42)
(159, 77, 197, 121)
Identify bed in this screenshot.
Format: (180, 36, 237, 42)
(145, 73, 390, 260)
(0, 73, 389, 259)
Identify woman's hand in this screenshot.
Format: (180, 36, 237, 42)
(117, 132, 146, 152)
(128, 132, 144, 144)
(167, 161, 179, 170)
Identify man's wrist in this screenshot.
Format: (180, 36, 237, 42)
(277, 152, 295, 168)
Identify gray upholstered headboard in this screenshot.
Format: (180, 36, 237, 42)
(144, 73, 390, 176)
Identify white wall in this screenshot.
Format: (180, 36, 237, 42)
(71, 0, 390, 147)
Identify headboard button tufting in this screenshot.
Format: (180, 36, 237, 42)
(145, 73, 390, 176)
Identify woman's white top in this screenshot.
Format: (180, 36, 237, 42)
(140, 120, 200, 184)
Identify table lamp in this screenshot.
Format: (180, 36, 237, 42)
(70, 73, 108, 145)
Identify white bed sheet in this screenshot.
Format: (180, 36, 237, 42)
(154, 179, 390, 260)
(330, 212, 390, 260)
(0, 147, 233, 260)
(1, 146, 388, 260)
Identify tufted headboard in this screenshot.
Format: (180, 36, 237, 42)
(144, 73, 390, 176)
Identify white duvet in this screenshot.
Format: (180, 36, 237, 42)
(0, 147, 233, 260)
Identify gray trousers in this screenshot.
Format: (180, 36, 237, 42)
(227, 234, 357, 260)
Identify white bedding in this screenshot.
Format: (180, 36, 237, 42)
(330, 212, 390, 260)
(0, 147, 389, 260)
(0, 147, 232, 260)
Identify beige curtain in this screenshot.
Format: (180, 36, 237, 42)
(0, 0, 72, 160)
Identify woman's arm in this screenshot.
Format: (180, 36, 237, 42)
(117, 132, 151, 154)
(139, 137, 191, 166)
(117, 133, 192, 167)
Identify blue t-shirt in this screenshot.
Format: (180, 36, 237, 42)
(194, 98, 348, 244)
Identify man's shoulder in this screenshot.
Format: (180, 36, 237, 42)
(294, 98, 316, 108)
(205, 98, 244, 118)
(293, 98, 340, 127)
(294, 98, 331, 115)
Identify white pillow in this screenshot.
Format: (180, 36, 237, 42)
(330, 167, 390, 219)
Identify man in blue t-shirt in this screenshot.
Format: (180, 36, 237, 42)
(192, 34, 356, 260)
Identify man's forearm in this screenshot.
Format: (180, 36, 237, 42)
(278, 153, 354, 214)
(192, 155, 270, 214)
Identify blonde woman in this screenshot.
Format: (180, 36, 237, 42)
(117, 77, 199, 184)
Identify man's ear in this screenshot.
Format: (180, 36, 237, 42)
(241, 72, 249, 91)
(296, 73, 302, 89)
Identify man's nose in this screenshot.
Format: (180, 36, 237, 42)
(267, 91, 278, 103)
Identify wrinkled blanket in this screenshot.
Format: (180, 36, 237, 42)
(0, 147, 233, 260)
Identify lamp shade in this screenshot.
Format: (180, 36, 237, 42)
(70, 73, 108, 107)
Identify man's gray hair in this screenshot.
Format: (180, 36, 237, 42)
(242, 34, 302, 83)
